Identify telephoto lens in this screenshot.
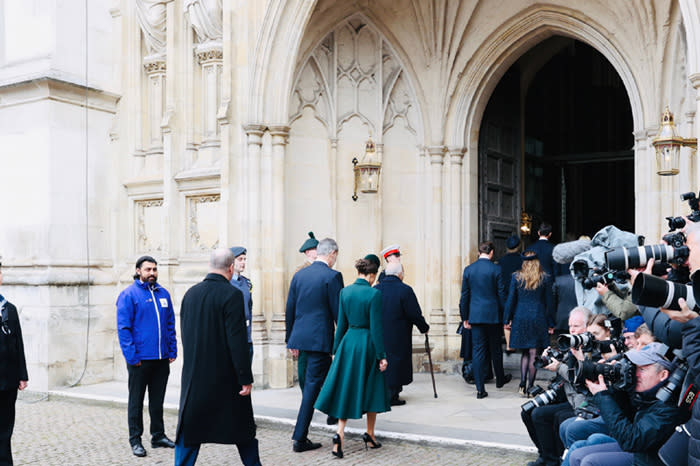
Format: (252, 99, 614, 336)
(557, 332, 594, 351)
(605, 244, 676, 270)
(521, 380, 565, 413)
(631, 273, 698, 311)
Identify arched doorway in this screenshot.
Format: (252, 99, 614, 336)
(479, 37, 634, 255)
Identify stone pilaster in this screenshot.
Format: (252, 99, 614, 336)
(195, 41, 223, 167)
(445, 147, 465, 359)
(143, 56, 166, 154)
(427, 145, 446, 360)
(690, 74, 700, 194)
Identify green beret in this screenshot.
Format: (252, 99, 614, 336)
(299, 232, 319, 253)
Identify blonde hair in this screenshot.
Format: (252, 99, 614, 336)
(515, 251, 546, 290)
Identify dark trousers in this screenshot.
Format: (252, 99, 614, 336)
(292, 351, 331, 441)
(0, 390, 17, 466)
(471, 324, 505, 392)
(174, 433, 261, 466)
(521, 401, 574, 464)
(127, 359, 170, 446)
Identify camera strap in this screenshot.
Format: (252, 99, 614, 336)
(680, 384, 699, 412)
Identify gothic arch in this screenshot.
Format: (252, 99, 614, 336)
(445, 6, 644, 149)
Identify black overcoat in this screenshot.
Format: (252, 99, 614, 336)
(0, 300, 28, 390)
(374, 276, 429, 388)
(176, 273, 255, 445)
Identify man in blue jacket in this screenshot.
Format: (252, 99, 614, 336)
(526, 222, 557, 276)
(286, 238, 344, 453)
(460, 241, 511, 399)
(117, 255, 177, 457)
(229, 246, 253, 363)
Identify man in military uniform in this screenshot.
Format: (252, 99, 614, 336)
(230, 246, 253, 362)
(296, 232, 318, 273)
(377, 244, 401, 283)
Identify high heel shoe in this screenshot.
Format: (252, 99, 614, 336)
(362, 432, 382, 450)
(332, 433, 343, 459)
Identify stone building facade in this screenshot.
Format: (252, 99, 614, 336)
(0, 0, 699, 391)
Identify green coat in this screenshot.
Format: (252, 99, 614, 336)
(314, 278, 391, 419)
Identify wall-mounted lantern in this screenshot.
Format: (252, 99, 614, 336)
(352, 138, 381, 201)
(653, 107, 697, 176)
(520, 212, 533, 236)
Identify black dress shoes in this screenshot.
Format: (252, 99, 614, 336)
(131, 443, 147, 457)
(151, 436, 175, 448)
(293, 438, 322, 452)
(476, 391, 488, 399)
(390, 395, 406, 406)
(496, 373, 513, 388)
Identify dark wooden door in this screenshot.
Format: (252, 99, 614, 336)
(479, 69, 521, 257)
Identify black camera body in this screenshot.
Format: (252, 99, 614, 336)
(573, 357, 637, 392)
(582, 268, 631, 290)
(521, 379, 566, 413)
(534, 347, 566, 369)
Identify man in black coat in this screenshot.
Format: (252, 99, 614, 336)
(374, 263, 429, 406)
(526, 222, 556, 277)
(286, 238, 344, 452)
(460, 241, 511, 399)
(174, 248, 261, 466)
(498, 235, 523, 353)
(0, 262, 28, 466)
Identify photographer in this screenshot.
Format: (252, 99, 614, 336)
(662, 222, 700, 465)
(595, 281, 638, 320)
(566, 343, 680, 466)
(522, 307, 592, 466)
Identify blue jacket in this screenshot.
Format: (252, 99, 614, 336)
(498, 252, 523, 291)
(230, 274, 253, 343)
(285, 260, 344, 353)
(527, 239, 555, 276)
(117, 280, 177, 365)
(459, 257, 505, 324)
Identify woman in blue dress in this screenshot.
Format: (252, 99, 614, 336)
(504, 251, 554, 395)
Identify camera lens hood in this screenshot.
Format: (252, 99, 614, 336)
(632, 273, 696, 311)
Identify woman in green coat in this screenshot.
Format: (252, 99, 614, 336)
(314, 258, 390, 459)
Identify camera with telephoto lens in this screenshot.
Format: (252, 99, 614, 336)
(631, 273, 698, 311)
(657, 350, 686, 404)
(605, 243, 689, 270)
(534, 347, 566, 369)
(667, 192, 700, 230)
(582, 268, 631, 290)
(521, 379, 566, 413)
(557, 332, 595, 352)
(572, 356, 637, 392)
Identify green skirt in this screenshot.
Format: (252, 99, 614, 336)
(314, 328, 391, 419)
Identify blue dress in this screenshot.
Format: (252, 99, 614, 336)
(504, 274, 553, 349)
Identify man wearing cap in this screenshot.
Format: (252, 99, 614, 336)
(296, 232, 319, 273)
(230, 247, 253, 362)
(375, 262, 429, 406)
(565, 342, 681, 466)
(460, 241, 510, 399)
(117, 256, 177, 457)
(286, 238, 344, 452)
(377, 244, 401, 284)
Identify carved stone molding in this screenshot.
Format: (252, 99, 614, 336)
(244, 124, 266, 146)
(447, 147, 465, 165)
(269, 125, 290, 145)
(135, 199, 164, 253)
(143, 56, 167, 74)
(690, 73, 700, 90)
(195, 42, 223, 64)
(187, 194, 221, 252)
(427, 145, 446, 165)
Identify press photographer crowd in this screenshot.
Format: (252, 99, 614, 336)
(500, 192, 700, 466)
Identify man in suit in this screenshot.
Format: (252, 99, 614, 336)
(229, 246, 254, 363)
(377, 244, 401, 283)
(175, 248, 260, 466)
(375, 262, 429, 406)
(526, 222, 556, 276)
(498, 235, 523, 353)
(460, 241, 511, 399)
(286, 238, 344, 452)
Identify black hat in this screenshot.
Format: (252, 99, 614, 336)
(506, 235, 521, 249)
(364, 254, 381, 268)
(299, 232, 319, 253)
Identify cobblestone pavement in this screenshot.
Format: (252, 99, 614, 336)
(13, 396, 536, 465)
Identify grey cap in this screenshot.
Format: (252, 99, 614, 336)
(625, 342, 674, 370)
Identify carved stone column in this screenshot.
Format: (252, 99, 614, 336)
(446, 147, 465, 359)
(633, 129, 658, 239)
(195, 42, 223, 166)
(427, 145, 446, 361)
(268, 126, 293, 388)
(243, 125, 267, 373)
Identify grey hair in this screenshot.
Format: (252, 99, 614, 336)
(210, 247, 235, 270)
(569, 306, 592, 322)
(316, 238, 338, 257)
(386, 262, 403, 276)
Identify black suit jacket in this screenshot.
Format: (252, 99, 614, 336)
(177, 273, 255, 445)
(459, 258, 505, 324)
(527, 239, 555, 276)
(0, 300, 28, 390)
(286, 261, 344, 353)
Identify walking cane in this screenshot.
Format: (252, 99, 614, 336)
(425, 334, 438, 398)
